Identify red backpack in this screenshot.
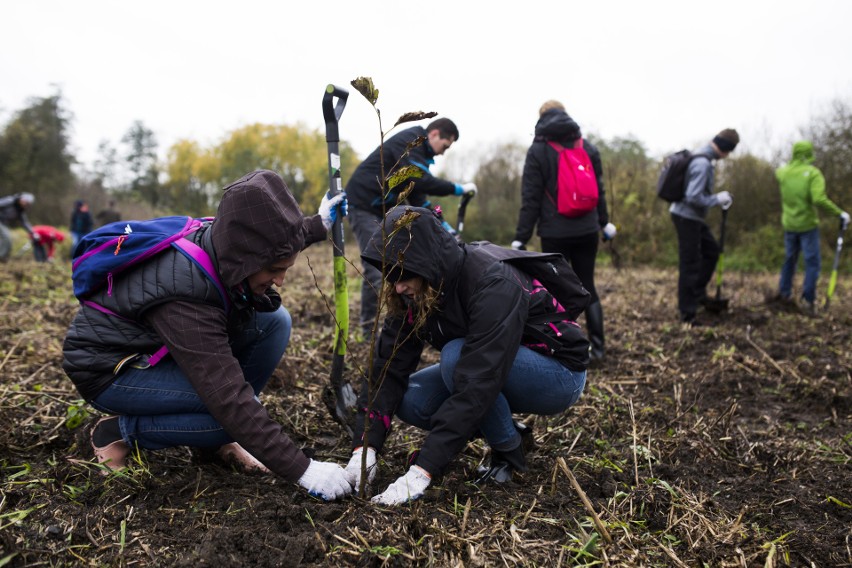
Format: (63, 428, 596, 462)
(546, 139, 599, 217)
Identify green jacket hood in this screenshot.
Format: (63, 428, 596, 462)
(791, 140, 815, 165)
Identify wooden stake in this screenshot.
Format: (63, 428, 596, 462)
(557, 457, 612, 543)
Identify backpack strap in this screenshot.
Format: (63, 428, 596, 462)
(172, 237, 231, 312)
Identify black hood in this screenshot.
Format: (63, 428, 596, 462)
(534, 108, 581, 143)
(361, 206, 464, 292)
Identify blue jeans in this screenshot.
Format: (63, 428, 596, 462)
(396, 339, 586, 451)
(779, 229, 821, 303)
(91, 307, 292, 450)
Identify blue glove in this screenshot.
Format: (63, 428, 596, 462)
(319, 192, 348, 230)
(454, 182, 477, 196)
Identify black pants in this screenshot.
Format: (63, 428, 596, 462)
(671, 213, 719, 318)
(540, 232, 599, 302)
(541, 232, 604, 359)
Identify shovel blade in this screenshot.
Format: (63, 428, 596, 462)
(323, 380, 358, 438)
(703, 297, 729, 313)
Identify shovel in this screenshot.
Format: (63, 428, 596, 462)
(454, 190, 474, 242)
(321, 84, 357, 437)
(824, 219, 847, 309)
(704, 208, 730, 313)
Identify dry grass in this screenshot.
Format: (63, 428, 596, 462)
(0, 241, 850, 566)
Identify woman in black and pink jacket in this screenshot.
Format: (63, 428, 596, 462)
(347, 206, 590, 505)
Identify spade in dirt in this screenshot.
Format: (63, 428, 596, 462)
(824, 218, 847, 309)
(320, 84, 358, 437)
(704, 208, 730, 313)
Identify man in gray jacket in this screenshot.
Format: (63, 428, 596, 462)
(669, 129, 738, 325)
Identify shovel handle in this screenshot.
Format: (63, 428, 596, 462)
(322, 85, 349, 145)
(456, 191, 474, 235)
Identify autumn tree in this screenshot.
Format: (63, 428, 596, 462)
(163, 122, 359, 214)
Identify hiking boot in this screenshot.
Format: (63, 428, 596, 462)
(472, 443, 527, 485)
(766, 292, 797, 311)
(216, 443, 271, 474)
(91, 416, 130, 473)
(680, 312, 703, 327)
(800, 299, 818, 317)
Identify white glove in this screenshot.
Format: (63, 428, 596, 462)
(318, 192, 348, 231)
(345, 447, 377, 489)
(31, 232, 41, 242)
(841, 211, 850, 230)
(510, 240, 524, 251)
(716, 191, 732, 210)
(460, 182, 477, 197)
(602, 222, 617, 240)
(371, 465, 431, 505)
(297, 459, 355, 501)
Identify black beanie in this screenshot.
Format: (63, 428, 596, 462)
(713, 128, 740, 153)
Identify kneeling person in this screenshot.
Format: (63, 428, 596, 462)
(62, 170, 352, 500)
(346, 206, 591, 505)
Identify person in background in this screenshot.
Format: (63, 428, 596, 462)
(345, 118, 477, 339)
(669, 128, 739, 325)
(0, 192, 36, 262)
(96, 200, 122, 227)
(511, 100, 615, 363)
(62, 170, 354, 501)
(31, 225, 65, 262)
(774, 140, 849, 315)
(69, 200, 94, 252)
(345, 206, 590, 505)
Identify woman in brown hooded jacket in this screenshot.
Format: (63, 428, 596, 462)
(62, 170, 353, 500)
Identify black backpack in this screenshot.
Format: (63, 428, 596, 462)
(656, 150, 711, 202)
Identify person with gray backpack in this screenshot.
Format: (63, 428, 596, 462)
(668, 128, 739, 325)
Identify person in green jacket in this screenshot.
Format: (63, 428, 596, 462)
(775, 140, 850, 314)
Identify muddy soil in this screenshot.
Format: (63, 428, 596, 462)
(0, 244, 849, 566)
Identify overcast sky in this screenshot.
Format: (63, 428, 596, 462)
(3, 0, 851, 174)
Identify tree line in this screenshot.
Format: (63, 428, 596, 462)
(1, 90, 850, 271)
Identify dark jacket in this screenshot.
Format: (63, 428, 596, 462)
(514, 109, 609, 242)
(62, 170, 326, 482)
(70, 205, 93, 235)
(345, 126, 458, 215)
(353, 206, 590, 477)
(0, 193, 34, 233)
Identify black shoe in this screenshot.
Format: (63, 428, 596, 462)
(472, 442, 527, 485)
(473, 460, 515, 484)
(681, 314, 704, 327)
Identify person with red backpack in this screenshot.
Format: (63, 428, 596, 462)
(511, 100, 615, 364)
(62, 170, 354, 501)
